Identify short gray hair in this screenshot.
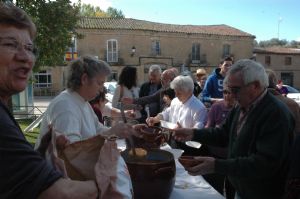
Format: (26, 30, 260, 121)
(170, 75, 194, 93)
(225, 59, 268, 88)
(67, 55, 111, 91)
(149, 64, 162, 74)
(0, 2, 36, 39)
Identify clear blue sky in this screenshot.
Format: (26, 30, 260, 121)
(78, 0, 300, 42)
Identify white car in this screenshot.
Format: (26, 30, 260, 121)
(287, 93, 300, 106)
(104, 81, 117, 103)
(284, 85, 300, 106)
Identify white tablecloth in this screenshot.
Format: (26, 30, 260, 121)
(170, 159, 224, 199)
(116, 139, 225, 199)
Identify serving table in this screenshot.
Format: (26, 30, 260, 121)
(116, 139, 225, 199)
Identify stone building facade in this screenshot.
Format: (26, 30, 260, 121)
(34, 17, 255, 94)
(254, 47, 300, 89)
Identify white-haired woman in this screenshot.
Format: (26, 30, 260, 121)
(146, 75, 207, 152)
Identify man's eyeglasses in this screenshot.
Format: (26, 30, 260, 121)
(0, 37, 36, 56)
(227, 83, 253, 94)
(227, 86, 241, 94)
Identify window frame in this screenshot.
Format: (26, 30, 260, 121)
(265, 55, 271, 65)
(34, 70, 52, 88)
(107, 39, 118, 62)
(223, 44, 231, 58)
(285, 56, 292, 65)
(192, 43, 201, 63)
(151, 40, 161, 56)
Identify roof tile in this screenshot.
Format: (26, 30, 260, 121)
(77, 17, 255, 38)
(254, 47, 300, 54)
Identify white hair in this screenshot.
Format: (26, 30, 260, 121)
(148, 64, 162, 74)
(225, 59, 269, 88)
(170, 75, 194, 93)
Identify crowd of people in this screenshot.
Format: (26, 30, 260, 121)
(1, 2, 300, 199)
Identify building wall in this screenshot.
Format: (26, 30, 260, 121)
(34, 28, 254, 95)
(76, 29, 254, 85)
(255, 53, 300, 89)
(34, 66, 68, 96)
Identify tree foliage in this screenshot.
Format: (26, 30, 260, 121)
(79, 3, 106, 17)
(0, 0, 80, 70)
(1, 0, 125, 71)
(106, 7, 125, 18)
(257, 38, 300, 48)
(80, 3, 124, 18)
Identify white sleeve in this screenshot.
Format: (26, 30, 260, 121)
(160, 107, 170, 121)
(192, 105, 207, 129)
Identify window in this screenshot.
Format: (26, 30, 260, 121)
(265, 56, 271, 65)
(192, 43, 200, 63)
(34, 70, 52, 88)
(285, 57, 292, 65)
(151, 40, 161, 55)
(281, 72, 294, 86)
(223, 44, 231, 58)
(107, 39, 118, 62)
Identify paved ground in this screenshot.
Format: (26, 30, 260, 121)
(33, 96, 54, 114)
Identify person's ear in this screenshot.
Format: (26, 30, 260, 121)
(252, 81, 260, 89)
(81, 73, 89, 85)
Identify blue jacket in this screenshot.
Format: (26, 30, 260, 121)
(202, 68, 224, 102)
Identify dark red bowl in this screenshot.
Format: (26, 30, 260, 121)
(178, 156, 199, 168)
(140, 126, 162, 142)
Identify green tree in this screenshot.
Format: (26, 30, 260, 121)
(3, 0, 80, 70)
(106, 7, 124, 18)
(287, 40, 300, 48)
(80, 3, 106, 17)
(258, 38, 288, 47)
(79, 3, 124, 18)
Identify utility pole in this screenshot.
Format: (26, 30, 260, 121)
(277, 16, 283, 39)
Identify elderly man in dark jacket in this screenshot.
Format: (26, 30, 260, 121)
(173, 59, 295, 199)
(138, 64, 162, 122)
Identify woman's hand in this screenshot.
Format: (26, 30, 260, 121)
(36, 126, 70, 157)
(146, 117, 158, 126)
(108, 123, 134, 139)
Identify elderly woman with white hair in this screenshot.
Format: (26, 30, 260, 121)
(146, 75, 207, 152)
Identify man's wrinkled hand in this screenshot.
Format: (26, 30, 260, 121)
(185, 156, 215, 176)
(172, 128, 194, 142)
